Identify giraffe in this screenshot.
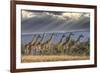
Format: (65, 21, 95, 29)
(61, 32, 74, 54)
(34, 33, 45, 55)
(70, 34, 84, 54)
(53, 33, 66, 54)
(41, 33, 55, 54)
(30, 34, 37, 44)
(24, 34, 37, 55)
(56, 33, 66, 46)
(29, 34, 41, 55)
(64, 32, 74, 49)
(72, 34, 84, 48)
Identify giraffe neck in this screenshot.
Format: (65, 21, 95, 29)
(33, 35, 40, 45)
(76, 36, 81, 43)
(30, 35, 36, 44)
(62, 36, 69, 45)
(37, 33, 45, 45)
(71, 36, 82, 48)
(67, 34, 72, 43)
(41, 33, 45, 42)
(58, 36, 64, 44)
(47, 34, 54, 43)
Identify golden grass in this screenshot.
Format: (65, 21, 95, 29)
(21, 55, 89, 63)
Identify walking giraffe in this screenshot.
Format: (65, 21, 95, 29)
(41, 33, 55, 54)
(24, 34, 37, 55)
(69, 34, 84, 55)
(64, 33, 74, 49)
(71, 34, 84, 49)
(56, 33, 66, 46)
(62, 32, 74, 54)
(34, 33, 45, 55)
(54, 33, 66, 54)
(29, 34, 41, 55)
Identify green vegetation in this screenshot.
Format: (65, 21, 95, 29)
(38, 42, 90, 56)
(21, 32, 90, 62)
(22, 32, 90, 56)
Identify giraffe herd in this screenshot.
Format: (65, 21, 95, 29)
(23, 32, 89, 55)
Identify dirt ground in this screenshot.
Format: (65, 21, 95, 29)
(21, 55, 89, 63)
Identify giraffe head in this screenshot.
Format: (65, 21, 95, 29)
(79, 34, 84, 38)
(62, 33, 66, 38)
(76, 34, 84, 42)
(37, 34, 41, 39)
(43, 32, 45, 35)
(69, 32, 74, 36)
(51, 32, 56, 36)
(41, 33, 45, 38)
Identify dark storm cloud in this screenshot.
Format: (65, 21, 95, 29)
(22, 10, 62, 15)
(21, 10, 90, 34)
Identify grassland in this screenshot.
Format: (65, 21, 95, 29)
(21, 55, 89, 63)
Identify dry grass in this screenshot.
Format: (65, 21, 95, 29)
(21, 55, 89, 63)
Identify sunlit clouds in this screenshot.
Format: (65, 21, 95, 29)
(22, 10, 36, 21)
(62, 13, 89, 20)
(21, 10, 90, 34)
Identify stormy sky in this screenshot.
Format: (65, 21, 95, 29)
(21, 10, 90, 34)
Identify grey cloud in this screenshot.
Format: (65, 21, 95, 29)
(21, 12, 90, 34)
